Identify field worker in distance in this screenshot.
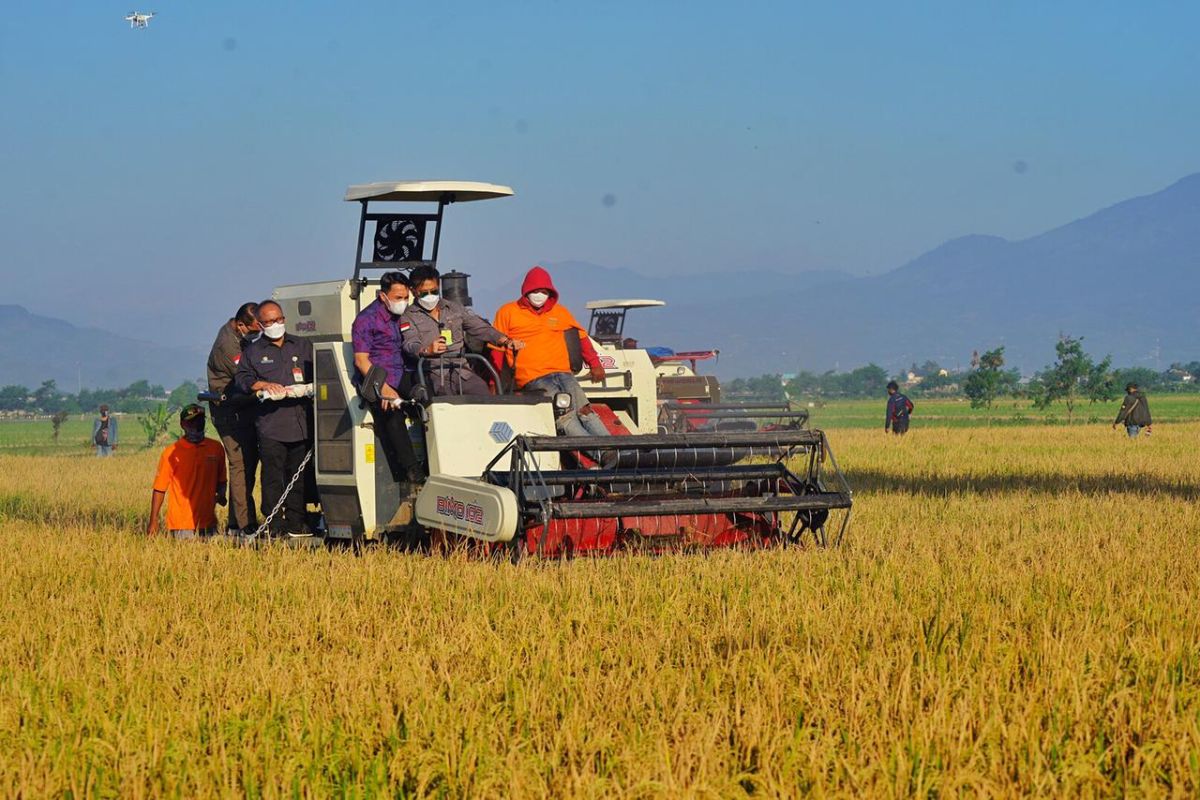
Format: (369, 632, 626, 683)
(493, 266, 611, 441)
(205, 301, 261, 533)
(147, 404, 227, 539)
(92, 404, 118, 456)
(885, 380, 914, 435)
(1113, 382, 1152, 438)
(351, 271, 422, 488)
(235, 300, 314, 536)
(401, 265, 524, 397)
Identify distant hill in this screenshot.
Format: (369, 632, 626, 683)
(0, 305, 207, 389)
(484, 174, 1200, 377)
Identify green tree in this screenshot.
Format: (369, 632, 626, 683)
(50, 410, 69, 442)
(1030, 336, 1114, 421)
(33, 380, 64, 413)
(963, 347, 1020, 409)
(168, 381, 201, 409)
(0, 385, 29, 412)
(139, 403, 175, 447)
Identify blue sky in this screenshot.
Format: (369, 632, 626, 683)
(1, 1, 1197, 347)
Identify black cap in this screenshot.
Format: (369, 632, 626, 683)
(180, 403, 206, 424)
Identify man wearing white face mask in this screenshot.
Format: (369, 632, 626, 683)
(235, 300, 314, 536)
(351, 271, 422, 488)
(493, 266, 611, 442)
(401, 265, 523, 396)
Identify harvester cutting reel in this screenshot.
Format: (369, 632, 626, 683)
(481, 429, 852, 558)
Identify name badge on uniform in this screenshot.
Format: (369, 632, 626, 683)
(291, 355, 303, 384)
(440, 329, 453, 346)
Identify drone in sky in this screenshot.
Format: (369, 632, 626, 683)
(124, 11, 155, 29)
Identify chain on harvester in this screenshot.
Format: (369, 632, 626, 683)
(241, 448, 313, 544)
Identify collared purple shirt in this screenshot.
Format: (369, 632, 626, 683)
(351, 299, 408, 388)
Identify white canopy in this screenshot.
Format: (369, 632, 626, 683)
(585, 299, 667, 310)
(344, 181, 514, 203)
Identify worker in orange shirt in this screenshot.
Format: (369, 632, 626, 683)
(493, 266, 610, 438)
(147, 404, 228, 539)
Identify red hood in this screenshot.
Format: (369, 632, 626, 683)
(518, 266, 558, 312)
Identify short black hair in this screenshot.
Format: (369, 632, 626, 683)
(886, 380, 899, 391)
(409, 265, 440, 288)
(256, 300, 282, 320)
(379, 271, 410, 293)
(234, 302, 259, 325)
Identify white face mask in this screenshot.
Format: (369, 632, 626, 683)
(262, 322, 286, 340)
(384, 295, 409, 316)
(526, 291, 550, 308)
(417, 292, 439, 311)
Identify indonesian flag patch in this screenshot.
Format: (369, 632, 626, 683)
(399, 322, 411, 333)
(233, 353, 241, 365)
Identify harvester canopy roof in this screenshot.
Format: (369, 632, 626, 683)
(344, 181, 515, 203)
(584, 299, 667, 310)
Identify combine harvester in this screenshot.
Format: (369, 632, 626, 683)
(580, 298, 813, 434)
(271, 181, 852, 556)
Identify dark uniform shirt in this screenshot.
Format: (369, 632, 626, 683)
(235, 334, 313, 443)
(206, 320, 254, 422)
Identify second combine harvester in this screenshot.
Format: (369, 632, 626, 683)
(270, 181, 852, 556)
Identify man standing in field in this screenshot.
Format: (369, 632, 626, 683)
(885, 381, 913, 435)
(92, 404, 118, 456)
(235, 300, 314, 536)
(1113, 382, 1152, 438)
(147, 404, 227, 539)
(206, 301, 261, 533)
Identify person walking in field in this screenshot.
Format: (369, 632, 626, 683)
(1113, 382, 1152, 438)
(885, 381, 913, 435)
(92, 404, 118, 456)
(147, 404, 227, 539)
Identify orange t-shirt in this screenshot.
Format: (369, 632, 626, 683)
(493, 300, 589, 388)
(152, 438, 227, 530)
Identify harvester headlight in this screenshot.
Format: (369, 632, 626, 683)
(554, 392, 573, 411)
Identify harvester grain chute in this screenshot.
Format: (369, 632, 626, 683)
(268, 180, 852, 555)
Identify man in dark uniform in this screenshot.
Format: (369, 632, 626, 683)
(206, 301, 261, 533)
(235, 300, 314, 536)
(351, 271, 422, 488)
(885, 380, 914, 435)
(401, 265, 524, 396)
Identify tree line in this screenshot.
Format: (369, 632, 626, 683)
(0, 379, 201, 415)
(726, 336, 1200, 417)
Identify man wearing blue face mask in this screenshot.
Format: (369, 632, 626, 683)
(147, 404, 227, 539)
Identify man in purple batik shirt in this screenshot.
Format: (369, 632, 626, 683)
(351, 272, 422, 489)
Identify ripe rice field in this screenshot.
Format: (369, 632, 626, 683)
(0, 412, 1198, 796)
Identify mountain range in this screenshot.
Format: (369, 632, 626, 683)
(3, 173, 1198, 387)
(0, 305, 205, 390)
(475, 173, 1200, 377)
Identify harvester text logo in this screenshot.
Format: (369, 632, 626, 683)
(436, 495, 484, 525)
(295, 320, 317, 333)
(599, 355, 617, 368)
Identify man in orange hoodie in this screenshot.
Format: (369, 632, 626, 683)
(493, 266, 611, 438)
